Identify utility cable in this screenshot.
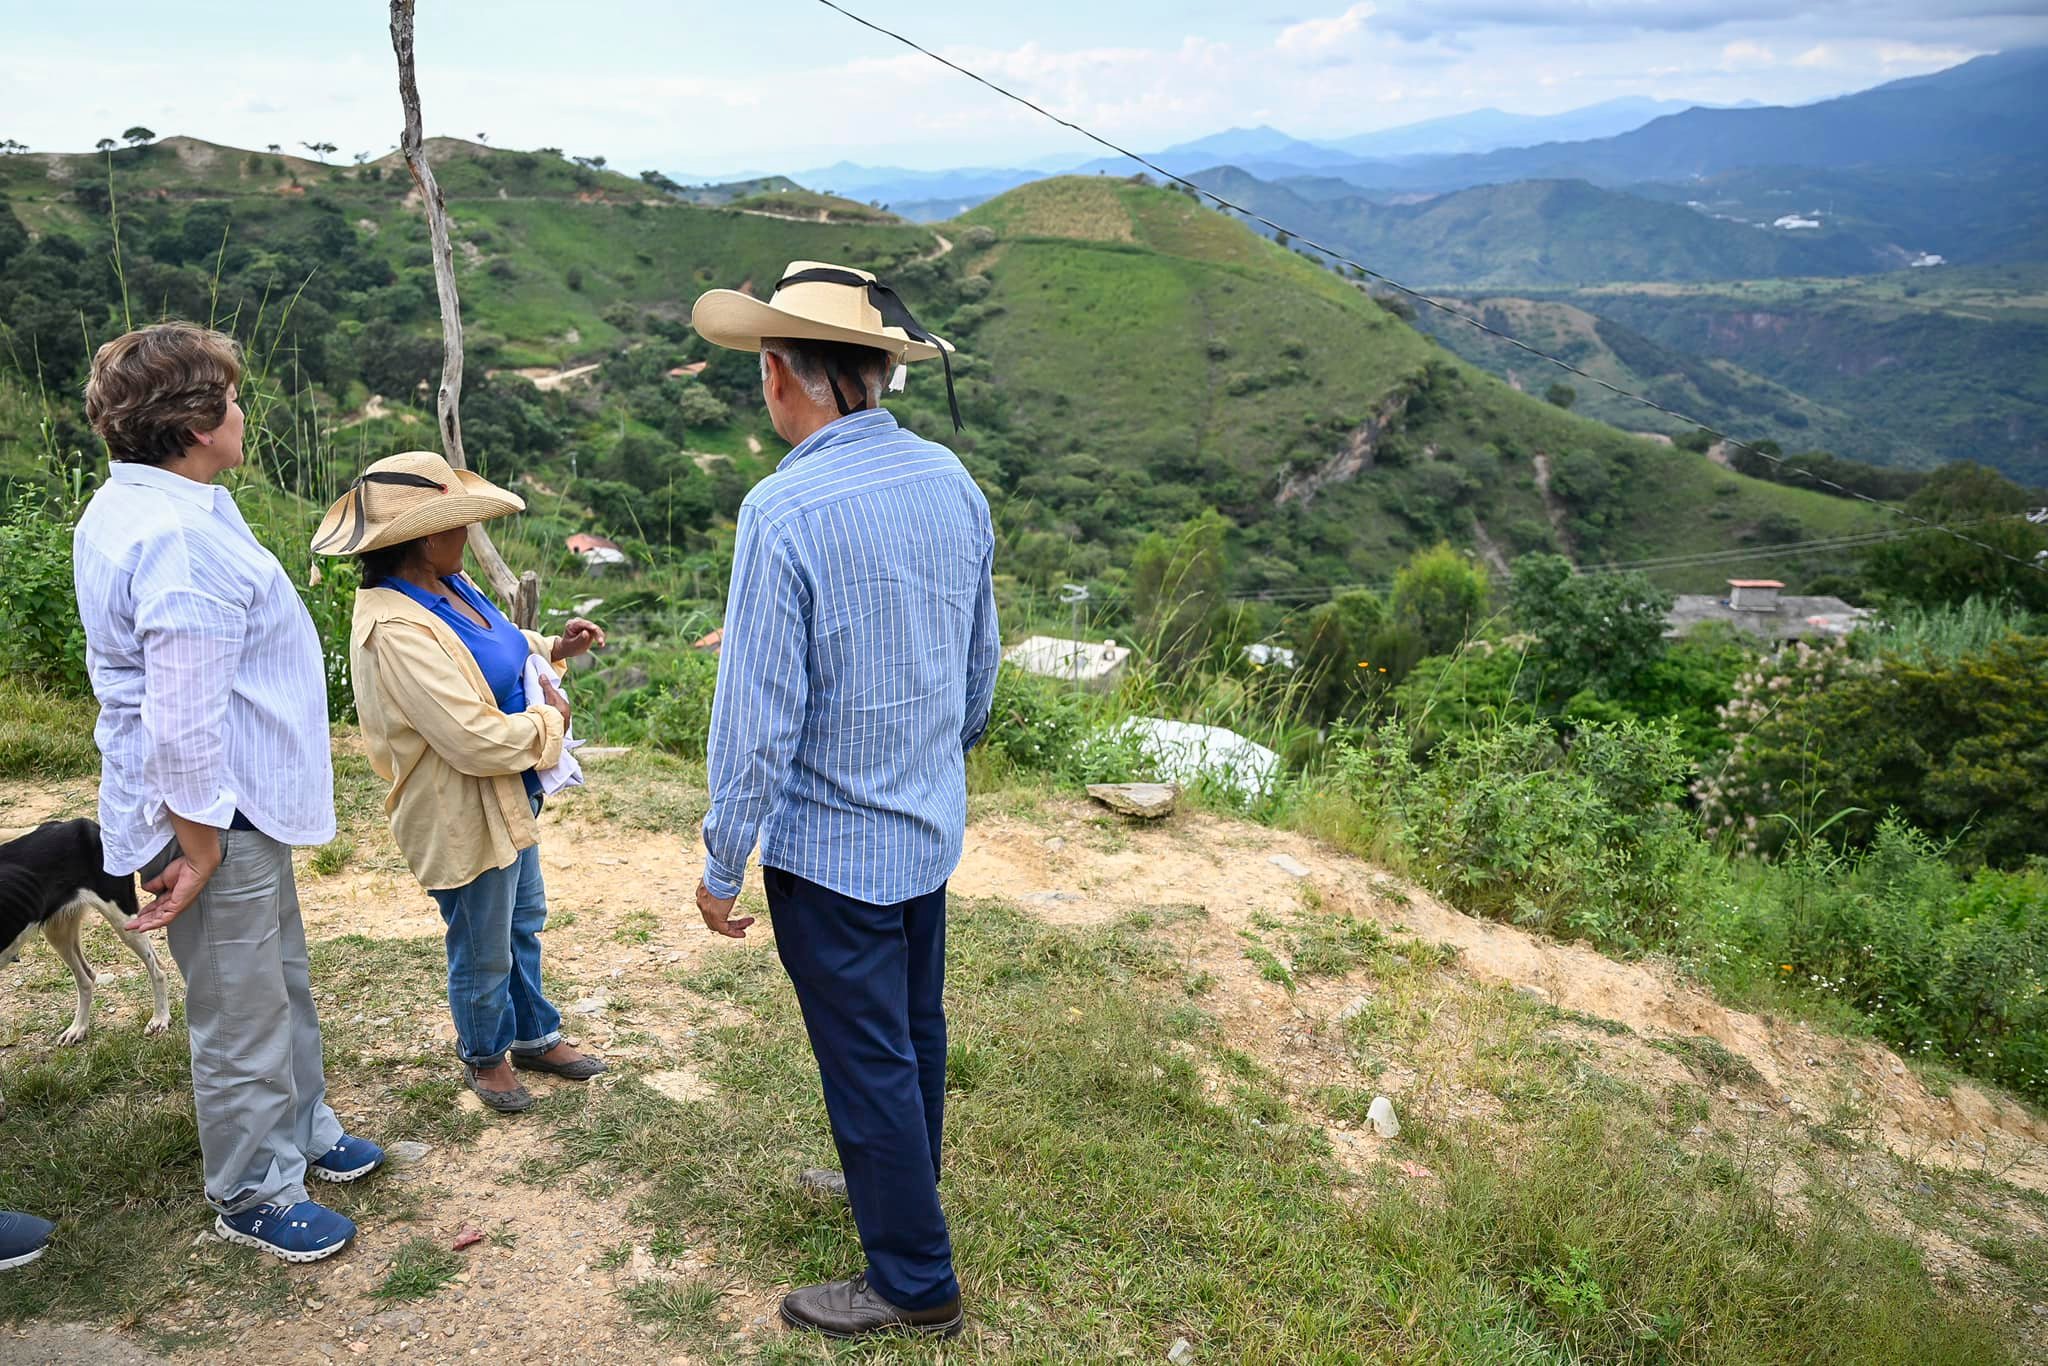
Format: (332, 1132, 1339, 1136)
(812, 0, 2045, 576)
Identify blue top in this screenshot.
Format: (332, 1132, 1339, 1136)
(381, 573, 542, 799)
(700, 408, 1000, 904)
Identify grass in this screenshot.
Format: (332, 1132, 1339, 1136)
(539, 899, 2016, 1363)
(0, 676, 98, 779)
(373, 1237, 464, 1301)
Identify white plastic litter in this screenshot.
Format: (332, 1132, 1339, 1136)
(1111, 717, 1279, 799)
(1367, 1095, 1401, 1139)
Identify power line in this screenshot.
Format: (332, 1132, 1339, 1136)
(812, 0, 2045, 578)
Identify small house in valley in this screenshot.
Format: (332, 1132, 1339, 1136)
(1665, 579, 1868, 642)
(1003, 636, 1131, 688)
(566, 533, 630, 573)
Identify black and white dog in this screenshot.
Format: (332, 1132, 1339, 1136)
(0, 820, 172, 1048)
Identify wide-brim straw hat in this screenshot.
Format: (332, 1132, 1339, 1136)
(311, 450, 523, 557)
(690, 260, 954, 362)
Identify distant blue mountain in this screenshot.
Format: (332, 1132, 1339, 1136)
(1329, 97, 1725, 160)
(1308, 47, 2048, 192)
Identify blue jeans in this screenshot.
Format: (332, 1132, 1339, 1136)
(431, 841, 562, 1065)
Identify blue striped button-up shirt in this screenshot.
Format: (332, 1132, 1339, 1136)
(701, 408, 999, 905)
(73, 462, 336, 876)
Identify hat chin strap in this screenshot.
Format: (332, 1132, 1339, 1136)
(775, 268, 964, 432)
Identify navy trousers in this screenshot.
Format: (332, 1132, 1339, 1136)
(765, 866, 959, 1311)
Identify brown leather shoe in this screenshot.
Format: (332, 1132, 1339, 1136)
(778, 1272, 963, 1339)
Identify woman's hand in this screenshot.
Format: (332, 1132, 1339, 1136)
(537, 672, 572, 727)
(553, 618, 607, 662)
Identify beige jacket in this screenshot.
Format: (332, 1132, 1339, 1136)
(350, 582, 564, 892)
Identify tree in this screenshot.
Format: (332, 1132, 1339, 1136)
(1544, 383, 1577, 410)
(95, 138, 116, 153)
(0, 140, 26, 155)
(121, 126, 154, 147)
(1299, 588, 1390, 723)
(1507, 553, 1673, 711)
(301, 140, 337, 162)
(267, 143, 282, 154)
(1390, 542, 1489, 659)
(1861, 462, 2048, 610)
(352, 150, 370, 166)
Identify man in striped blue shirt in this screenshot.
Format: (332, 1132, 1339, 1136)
(690, 264, 998, 1340)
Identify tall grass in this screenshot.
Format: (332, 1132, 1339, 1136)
(1858, 594, 2038, 663)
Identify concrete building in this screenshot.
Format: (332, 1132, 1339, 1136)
(1003, 636, 1132, 688)
(566, 533, 630, 573)
(1666, 579, 1869, 642)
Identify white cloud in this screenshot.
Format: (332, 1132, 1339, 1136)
(1791, 44, 1836, 68)
(1876, 41, 1983, 68)
(1277, 4, 1378, 62)
(1720, 40, 1777, 69)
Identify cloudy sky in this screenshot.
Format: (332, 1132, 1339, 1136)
(5, 1, 2044, 175)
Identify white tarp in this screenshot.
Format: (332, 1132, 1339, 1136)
(1111, 717, 1279, 799)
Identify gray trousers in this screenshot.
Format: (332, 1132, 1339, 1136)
(145, 828, 343, 1215)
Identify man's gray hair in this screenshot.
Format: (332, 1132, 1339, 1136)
(761, 338, 889, 409)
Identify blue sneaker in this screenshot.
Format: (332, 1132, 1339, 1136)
(0, 1211, 53, 1271)
(310, 1134, 386, 1184)
(215, 1201, 355, 1263)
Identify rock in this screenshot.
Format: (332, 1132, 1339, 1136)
(1336, 995, 1373, 1023)
(388, 1140, 433, 1164)
(1268, 853, 1312, 878)
(569, 994, 608, 1016)
(1367, 1096, 1401, 1139)
(797, 1168, 849, 1199)
(1023, 890, 1084, 905)
(1086, 782, 1180, 819)
(1168, 1338, 1195, 1364)
(1515, 984, 1552, 1004)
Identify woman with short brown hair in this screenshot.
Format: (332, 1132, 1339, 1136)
(74, 321, 379, 1264)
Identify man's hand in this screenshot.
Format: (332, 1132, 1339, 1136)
(536, 672, 572, 727)
(129, 854, 218, 934)
(553, 618, 607, 662)
(696, 882, 755, 939)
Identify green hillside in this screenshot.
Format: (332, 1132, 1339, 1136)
(1564, 268, 2048, 484)
(952, 177, 1887, 589)
(1414, 295, 1907, 459)
(0, 144, 1897, 605)
(1187, 169, 1884, 288)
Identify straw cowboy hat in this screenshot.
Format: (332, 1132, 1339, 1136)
(690, 260, 964, 430)
(311, 451, 523, 557)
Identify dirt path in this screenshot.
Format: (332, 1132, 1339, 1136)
(491, 362, 600, 392)
(5, 783, 2043, 1361)
(1530, 450, 1580, 559)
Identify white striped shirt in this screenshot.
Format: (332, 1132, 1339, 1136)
(701, 409, 999, 905)
(73, 462, 336, 876)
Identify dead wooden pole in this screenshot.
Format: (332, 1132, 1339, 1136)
(388, 0, 539, 628)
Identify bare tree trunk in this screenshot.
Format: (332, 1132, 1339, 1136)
(389, 0, 539, 630)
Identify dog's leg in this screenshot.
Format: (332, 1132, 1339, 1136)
(84, 894, 172, 1036)
(42, 902, 95, 1046)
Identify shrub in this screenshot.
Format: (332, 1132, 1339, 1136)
(1700, 634, 2048, 867)
(1332, 718, 1711, 951)
(642, 647, 721, 759)
(1709, 821, 2048, 1102)
(0, 493, 90, 695)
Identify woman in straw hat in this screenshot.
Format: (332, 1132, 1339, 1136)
(314, 452, 607, 1112)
